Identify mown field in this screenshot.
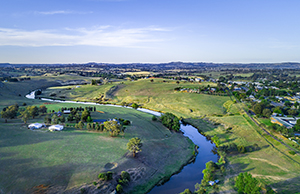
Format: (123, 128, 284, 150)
(0, 103, 194, 193)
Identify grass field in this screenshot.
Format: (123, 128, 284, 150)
(0, 103, 194, 193)
(3, 75, 300, 193)
(187, 108, 300, 193)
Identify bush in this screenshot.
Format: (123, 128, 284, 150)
(123, 120, 130, 125)
(116, 184, 123, 193)
(289, 150, 296, 155)
(98, 171, 113, 181)
(160, 112, 180, 132)
(152, 115, 157, 121)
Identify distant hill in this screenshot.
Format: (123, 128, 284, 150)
(3, 61, 300, 70)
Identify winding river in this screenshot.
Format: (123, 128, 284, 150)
(27, 91, 218, 193)
(148, 124, 218, 193)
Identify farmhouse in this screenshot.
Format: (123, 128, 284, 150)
(49, 125, 64, 131)
(28, 123, 45, 129)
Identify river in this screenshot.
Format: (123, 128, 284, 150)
(148, 124, 218, 193)
(27, 92, 218, 193)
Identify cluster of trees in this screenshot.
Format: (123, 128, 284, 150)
(219, 142, 259, 154)
(1, 104, 19, 122)
(234, 172, 261, 194)
(103, 120, 122, 137)
(251, 99, 300, 118)
(91, 79, 102, 85)
(1, 104, 48, 123)
(116, 171, 131, 193)
(160, 112, 180, 132)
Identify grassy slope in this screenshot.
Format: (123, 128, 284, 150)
(187, 103, 300, 193)
(112, 79, 229, 118)
(0, 103, 193, 193)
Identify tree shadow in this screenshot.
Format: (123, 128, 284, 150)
(269, 175, 300, 193)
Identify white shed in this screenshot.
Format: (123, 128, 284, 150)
(28, 123, 45, 129)
(49, 125, 64, 131)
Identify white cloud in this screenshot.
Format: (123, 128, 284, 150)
(34, 10, 93, 15)
(0, 26, 169, 47)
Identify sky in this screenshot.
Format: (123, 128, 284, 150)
(1, 0, 300, 64)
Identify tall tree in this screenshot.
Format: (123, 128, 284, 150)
(127, 137, 142, 157)
(28, 106, 39, 119)
(19, 109, 30, 124)
(1, 104, 18, 122)
(39, 105, 47, 115)
(103, 120, 121, 137)
(81, 109, 90, 122)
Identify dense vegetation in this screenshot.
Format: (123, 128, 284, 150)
(160, 112, 180, 132)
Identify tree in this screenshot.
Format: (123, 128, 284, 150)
(116, 184, 123, 193)
(59, 115, 65, 123)
(81, 109, 90, 122)
(67, 114, 74, 122)
(179, 189, 192, 194)
(253, 103, 262, 115)
(27, 106, 39, 119)
(235, 172, 261, 194)
(160, 112, 180, 132)
(262, 108, 272, 118)
(127, 137, 142, 157)
(131, 103, 139, 109)
(77, 121, 84, 129)
(75, 112, 81, 122)
(211, 135, 220, 147)
(44, 115, 51, 124)
(104, 120, 121, 137)
(51, 114, 59, 124)
(86, 116, 93, 123)
(19, 109, 30, 124)
(39, 105, 47, 115)
(1, 104, 18, 122)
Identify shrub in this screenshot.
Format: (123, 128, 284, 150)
(98, 171, 113, 181)
(152, 115, 157, 121)
(289, 150, 296, 155)
(123, 120, 130, 125)
(116, 184, 123, 193)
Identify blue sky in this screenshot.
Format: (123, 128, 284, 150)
(1, 0, 300, 63)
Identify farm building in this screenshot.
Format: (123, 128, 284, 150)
(271, 116, 300, 129)
(49, 125, 64, 131)
(28, 123, 45, 129)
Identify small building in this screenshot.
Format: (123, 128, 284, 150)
(28, 123, 45, 129)
(63, 110, 71, 114)
(208, 181, 215, 186)
(49, 125, 64, 131)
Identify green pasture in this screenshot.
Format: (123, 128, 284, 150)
(0, 103, 194, 193)
(112, 79, 228, 117)
(187, 111, 300, 193)
(41, 84, 116, 101)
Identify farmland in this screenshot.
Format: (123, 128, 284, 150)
(0, 102, 194, 193)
